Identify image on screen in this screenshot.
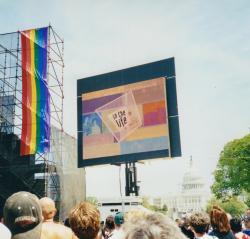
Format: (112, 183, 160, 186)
(81, 77, 170, 160)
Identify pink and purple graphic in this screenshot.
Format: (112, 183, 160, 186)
(81, 77, 170, 159)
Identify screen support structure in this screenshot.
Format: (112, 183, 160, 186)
(125, 162, 139, 196)
(0, 26, 64, 204)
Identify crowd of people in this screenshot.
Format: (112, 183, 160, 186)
(176, 206, 250, 239)
(0, 191, 249, 239)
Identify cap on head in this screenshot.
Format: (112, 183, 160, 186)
(3, 191, 42, 236)
(114, 212, 124, 225)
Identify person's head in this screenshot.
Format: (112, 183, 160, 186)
(100, 221, 104, 229)
(125, 208, 151, 224)
(246, 209, 250, 217)
(244, 216, 250, 229)
(0, 223, 11, 239)
(69, 202, 100, 239)
(123, 212, 187, 239)
(105, 215, 115, 231)
(3, 191, 43, 239)
(189, 212, 210, 235)
(175, 218, 181, 227)
(114, 212, 124, 227)
(230, 218, 242, 234)
(210, 206, 230, 233)
(181, 216, 190, 228)
(39, 197, 57, 221)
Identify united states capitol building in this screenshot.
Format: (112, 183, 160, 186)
(152, 158, 210, 218)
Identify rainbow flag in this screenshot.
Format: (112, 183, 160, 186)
(20, 27, 50, 155)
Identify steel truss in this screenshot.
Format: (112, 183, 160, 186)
(0, 26, 64, 206)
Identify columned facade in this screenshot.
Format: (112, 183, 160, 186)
(165, 159, 210, 218)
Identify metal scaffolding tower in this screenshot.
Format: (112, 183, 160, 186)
(0, 26, 64, 209)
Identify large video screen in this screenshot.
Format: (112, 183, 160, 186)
(77, 58, 181, 167)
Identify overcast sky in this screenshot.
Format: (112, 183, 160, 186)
(1, 0, 250, 198)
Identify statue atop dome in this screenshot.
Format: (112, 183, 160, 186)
(182, 157, 205, 192)
(189, 155, 193, 168)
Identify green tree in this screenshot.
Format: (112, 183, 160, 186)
(142, 196, 151, 209)
(246, 197, 250, 208)
(206, 196, 221, 213)
(86, 196, 98, 206)
(242, 192, 250, 208)
(211, 134, 250, 199)
(160, 204, 168, 214)
(141, 197, 168, 214)
(206, 196, 247, 217)
(221, 197, 247, 217)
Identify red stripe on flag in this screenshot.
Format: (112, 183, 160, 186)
(25, 31, 32, 155)
(21, 31, 32, 155)
(20, 32, 28, 155)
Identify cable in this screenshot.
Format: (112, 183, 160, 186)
(119, 165, 123, 198)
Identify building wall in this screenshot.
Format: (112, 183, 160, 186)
(49, 127, 86, 221)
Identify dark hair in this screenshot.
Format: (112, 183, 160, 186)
(189, 212, 210, 234)
(230, 218, 242, 233)
(244, 216, 250, 222)
(64, 218, 70, 228)
(105, 215, 115, 230)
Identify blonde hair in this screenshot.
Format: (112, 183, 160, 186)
(125, 208, 151, 223)
(39, 197, 56, 220)
(69, 202, 100, 239)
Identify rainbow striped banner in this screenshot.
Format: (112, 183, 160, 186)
(20, 27, 50, 155)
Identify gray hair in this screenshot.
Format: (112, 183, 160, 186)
(123, 212, 187, 239)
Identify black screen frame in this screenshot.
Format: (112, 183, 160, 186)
(77, 57, 181, 167)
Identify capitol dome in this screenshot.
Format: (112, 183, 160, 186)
(165, 157, 210, 218)
(182, 159, 205, 192)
